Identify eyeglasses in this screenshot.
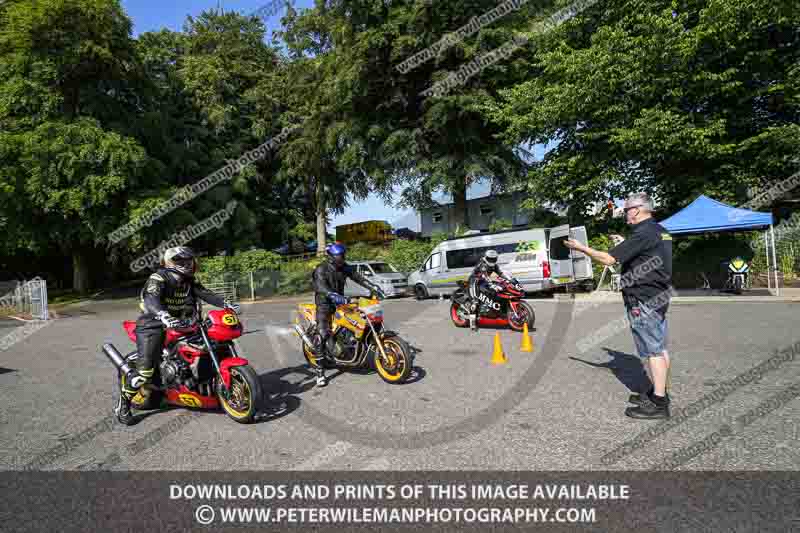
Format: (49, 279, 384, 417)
(623, 204, 643, 213)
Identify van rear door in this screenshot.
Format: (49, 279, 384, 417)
(569, 226, 593, 280)
(548, 225, 574, 284)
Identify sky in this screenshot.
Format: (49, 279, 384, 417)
(120, 0, 551, 232)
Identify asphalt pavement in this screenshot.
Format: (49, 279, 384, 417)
(0, 295, 797, 471)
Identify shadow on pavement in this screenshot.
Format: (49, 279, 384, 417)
(569, 347, 651, 393)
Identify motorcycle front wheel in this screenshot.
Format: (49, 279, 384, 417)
(373, 336, 412, 384)
(733, 276, 743, 294)
(218, 365, 261, 424)
(508, 301, 535, 332)
(450, 302, 469, 328)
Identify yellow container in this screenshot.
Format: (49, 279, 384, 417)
(335, 220, 394, 244)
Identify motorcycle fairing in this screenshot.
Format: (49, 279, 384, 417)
(219, 357, 250, 388)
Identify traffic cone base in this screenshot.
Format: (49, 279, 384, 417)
(520, 322, 533, 352)
(491, 332, 507, 364)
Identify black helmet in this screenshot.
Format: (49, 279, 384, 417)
(483, 249, 499, 266)
(163, 246, 196, 278)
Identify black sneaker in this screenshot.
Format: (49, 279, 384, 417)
(625, 396, 670, 419)
(629, 392, 670, 406)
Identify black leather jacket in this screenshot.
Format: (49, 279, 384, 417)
(312, 258, 379, 307)
(470, 260, 506, 281)
(139, 268, 226, 319)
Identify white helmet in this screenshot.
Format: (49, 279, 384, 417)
(163, 246, 196, 278)
(483, 249, 499, 266)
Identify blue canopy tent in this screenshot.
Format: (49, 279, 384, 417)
(659, 195, 779, 294)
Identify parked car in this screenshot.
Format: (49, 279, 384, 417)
(406, 225, 594, 300)
(343, 261, 410, 298)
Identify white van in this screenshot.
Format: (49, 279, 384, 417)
(406, 225, 593, 299)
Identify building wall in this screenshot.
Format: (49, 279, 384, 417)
(420, 192, 531, 237)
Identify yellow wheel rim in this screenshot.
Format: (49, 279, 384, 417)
(220, 369, 254, 419)
(375, 339, 406, 382)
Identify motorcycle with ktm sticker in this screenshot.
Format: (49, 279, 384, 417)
(450, 277, 535, 331)
(102, 306, 261, 423)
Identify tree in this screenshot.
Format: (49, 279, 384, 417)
(491, 0, 800, 216)
(0, 0, 149, 292)
(277, 0, 540, 234)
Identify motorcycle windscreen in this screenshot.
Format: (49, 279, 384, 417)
(548, 225, 574, 284)
(569, 226, 593, 280)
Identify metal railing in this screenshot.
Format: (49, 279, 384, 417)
(0, 278, 49, 319)
(200, 280, 237, 303)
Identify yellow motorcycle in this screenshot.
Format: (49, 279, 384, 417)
(293, 297, 413, 384)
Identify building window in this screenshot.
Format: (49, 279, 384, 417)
(479, 205, 493, 217)
(432, 212, 443, 223)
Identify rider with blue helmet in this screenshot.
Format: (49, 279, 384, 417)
(310, 242, 385, 386)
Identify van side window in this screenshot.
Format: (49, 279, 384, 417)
(446, 248, 475, 269)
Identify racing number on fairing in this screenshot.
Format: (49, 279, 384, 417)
(222, 313, 239, 326)
(179, 394, 201, 407)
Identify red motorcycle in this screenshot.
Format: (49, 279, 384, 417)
(102, 306, 261, 423)
(450, 276, 535, 331)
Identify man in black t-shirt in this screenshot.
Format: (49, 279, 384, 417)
(565, 193, 673, 419)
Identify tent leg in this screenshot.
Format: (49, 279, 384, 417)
(765, 231, 771, 293)
(770, 224, 780, 296)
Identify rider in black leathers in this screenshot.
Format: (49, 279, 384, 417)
(114, 246, 239, 425)
(311, 243, 385, 387)
(467, 250, 509, 318)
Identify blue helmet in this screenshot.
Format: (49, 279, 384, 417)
(326, 242, 346, 267)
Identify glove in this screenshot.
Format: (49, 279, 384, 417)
(371, 287, 386, 300)
(223, 298, 240, 314)
(155, 310, 181, 329)
(329, 293, 348, 306)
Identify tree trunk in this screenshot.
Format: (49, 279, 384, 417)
(452, 178, 469, 234)
(316, 182, 327, 256)
(72, 249, 91, 294)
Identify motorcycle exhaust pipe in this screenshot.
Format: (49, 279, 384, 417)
(102, 343, 145, 387)
(293, 324, 317, 352)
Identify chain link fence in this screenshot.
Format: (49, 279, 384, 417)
(198, 266, 314, 302)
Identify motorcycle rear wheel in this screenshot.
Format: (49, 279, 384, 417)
(373, 336, 412, 384)
(508, 301, 535, 332)
(218, 365, 260, 424)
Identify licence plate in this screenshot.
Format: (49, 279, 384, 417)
(556, 276, 572, 283)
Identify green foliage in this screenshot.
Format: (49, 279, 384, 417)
(196, 256, 229, 281)
(288, 222, 316, 242)
(492, 0, 800, 215)
(197, 249, 284, 277)
(346, 242, 390, 262)
(2, 0, 799, 296)
(779, 244, 797, 280)
(276, 257, 322, 296)
(383, 239, 430, 274)
(229, 249, 283, 273)
(488, 219, 513, 232)
(588, 234, 614, 281)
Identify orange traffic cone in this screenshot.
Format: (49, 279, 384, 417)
(491, 332, 507, 365)
(521, 323, 533, 352)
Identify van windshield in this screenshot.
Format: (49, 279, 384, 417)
(369, 263, 397, 274)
